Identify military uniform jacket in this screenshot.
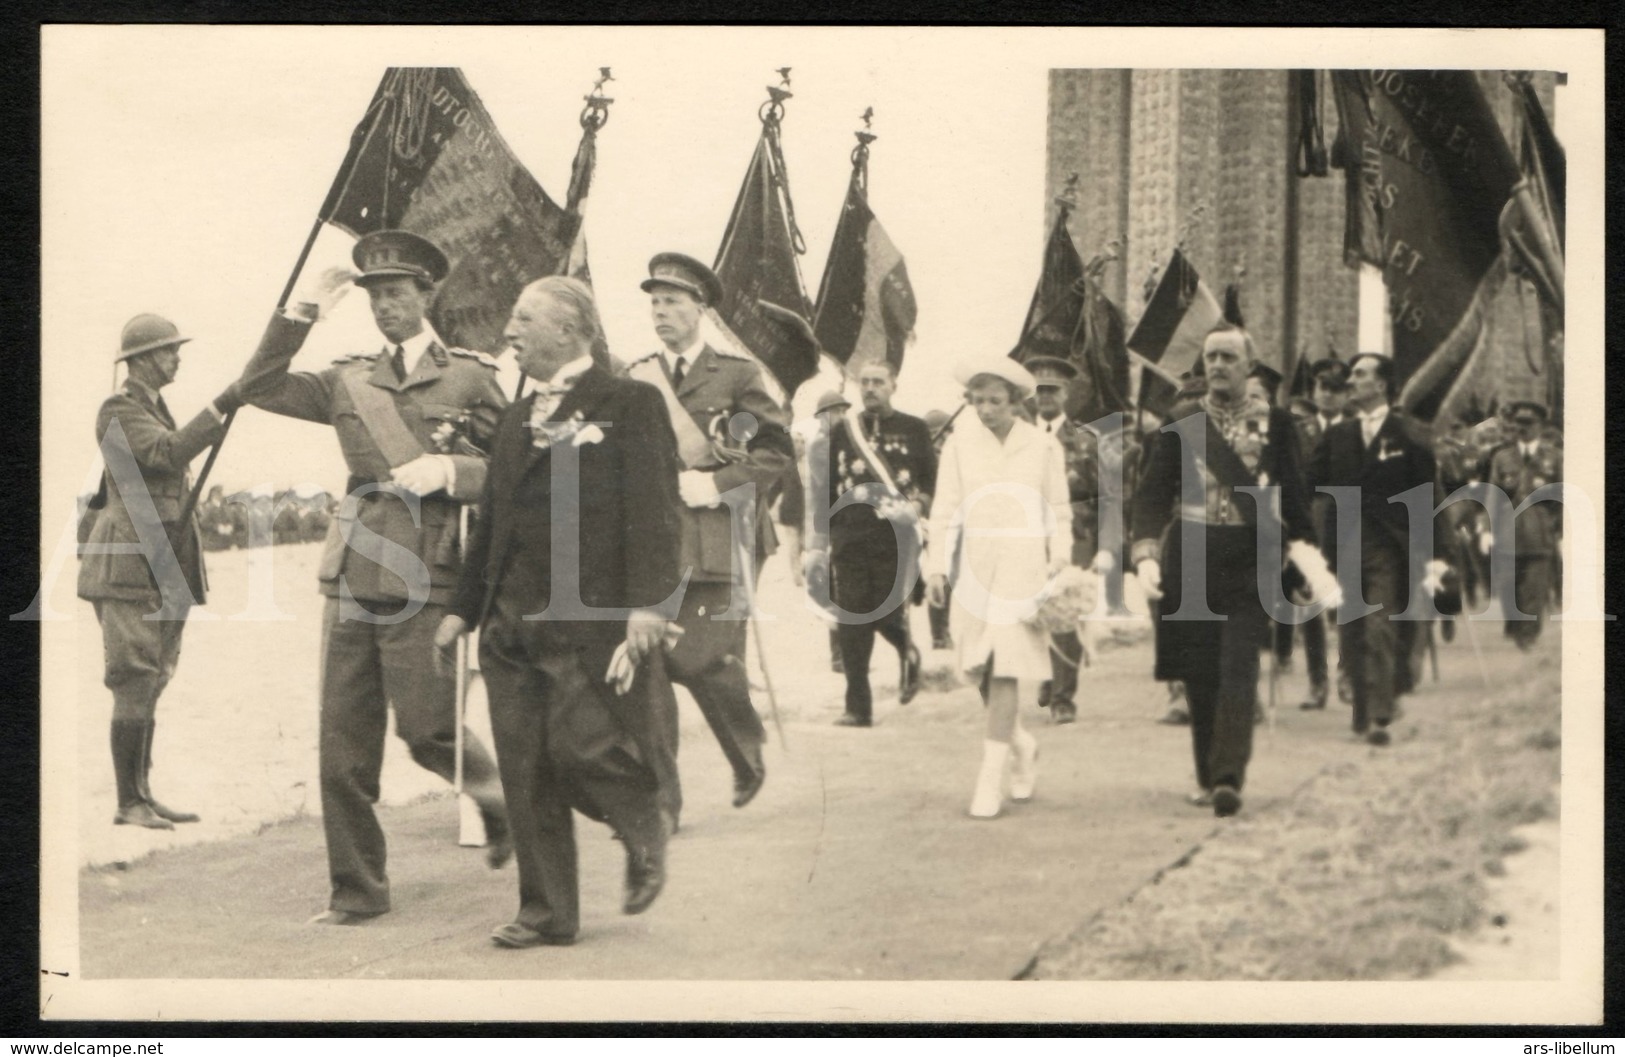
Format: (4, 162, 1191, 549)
(621, 343, 792, 585)
(241, 312, 505, 606)
(812, 409, 936, 563)
(1131, 397, 1316, 566)
(1488, 441, 1562, 556)
(77, 380, 226, 604)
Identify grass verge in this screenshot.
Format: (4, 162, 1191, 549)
(1022, 647, 1560, 980)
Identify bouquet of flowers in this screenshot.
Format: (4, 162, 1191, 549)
(1025, 565, 1100, 634)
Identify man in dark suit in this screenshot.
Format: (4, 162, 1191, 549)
(236, 232, 509, 924)
(621, 253, 794, 813)
(1306, 353, 1451, 746)
(79, 314, 246, 829)
(436, 277, 683, 949)
(1485, 400, 1562, 650)
(1296, 357, 1352, 710)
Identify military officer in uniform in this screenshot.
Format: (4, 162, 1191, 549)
(1485, 400, 1562, 650)
(1027, 356, 1117, 724)
(621, 253, 794, 812)
(803, 361, 936, 727)
(236, 231, 510, 925)
(1132, 325, 1333, 816)
(79, 314, 245, 829)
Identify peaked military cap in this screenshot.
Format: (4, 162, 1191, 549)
(1508, 399, 1549, 422)
(641, 252, 724, 307)
(1023, 355, 1079, 387)
(352, 230, 450, 288)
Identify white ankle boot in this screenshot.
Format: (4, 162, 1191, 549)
(1010, 725, 1039, 802)
(968, 740, 1009, 819)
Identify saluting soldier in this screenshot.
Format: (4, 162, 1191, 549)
(1485, 400, 1563, 650)
(620, 253, 794, 814)
(236, 231, 510, 925)
(1027, 356, 1117, 724)
(78, 314, 246, 829)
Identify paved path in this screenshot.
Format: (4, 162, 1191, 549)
(75, 546, 1378, 980)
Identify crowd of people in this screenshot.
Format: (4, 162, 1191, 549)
(76, 228, 1564, 949)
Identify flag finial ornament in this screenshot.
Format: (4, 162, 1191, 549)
(1054, 172, 1080, 212)
(581, 67, 615, 130)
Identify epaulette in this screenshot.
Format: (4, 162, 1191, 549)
(448, 347, 501, 369)
(331, 352, 382, 366)
(709, 343, 753, 362)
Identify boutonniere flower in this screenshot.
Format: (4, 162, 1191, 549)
(572, 423, 605, 447)
(529, 410, 589, 451)
(851, 458, 868, 476)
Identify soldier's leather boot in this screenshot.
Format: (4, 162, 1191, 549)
(138, 721, 199, 823)
(112, 721, 172, 830)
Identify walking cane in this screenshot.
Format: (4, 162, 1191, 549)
(1427, 620, 1440, 683)
(1265, 642, 1279, 739)
(739, 532, 788, 751)
(1460, 614, 1492, 691)
(453, 503, 485, 846)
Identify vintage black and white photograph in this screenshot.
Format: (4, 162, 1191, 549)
(34, 25, 1604, 1024)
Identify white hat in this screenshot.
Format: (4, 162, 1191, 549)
(953, 355, 1037, 399)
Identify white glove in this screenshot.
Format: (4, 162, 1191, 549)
(1286, 540, 1343, 609)
(1136, 558, 1162, 600)
(1420, 559, 1450, 597)
(1479, 531, 1494, 555)
(678, 470, 721, 508)
(391, 454, 453, 496)
(801, 547, 828, 581)
(291, 265, 356, 323)
(1091, 549, 1116, 574)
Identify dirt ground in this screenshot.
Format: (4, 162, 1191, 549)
(71, 544, 1558, 981)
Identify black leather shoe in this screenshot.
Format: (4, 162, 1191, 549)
(1367, 728, 1391, 747)
(623, 811, 669, 916)
(308, 909, 383, 926)
(1212, 785, 1242, 818)
(898, 645, 922, 704)
(732, 765, 765, 809)
(490, 922, 575, 948)
(146, 800, 200, 824)
(833, 713, 871, 727)
(113, 802, 174, 830)
(1051, 702, 1077, 725)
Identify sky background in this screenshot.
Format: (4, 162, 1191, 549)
(42, 26, 1596, 511)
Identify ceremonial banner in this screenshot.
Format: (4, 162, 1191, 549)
(1131, 352, 1183, 420)
(1011, 206, 1131, 420)
(318, 67, 578, 354)
(1012, 207, 1087, 365)
(714, 120, 819, 397)
(1125, 247, 1223, 380)
(1329, 70, 1521, 422)
(812, 154, 917, 381)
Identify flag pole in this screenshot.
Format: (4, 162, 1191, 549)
(176, 213, 328, 541)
